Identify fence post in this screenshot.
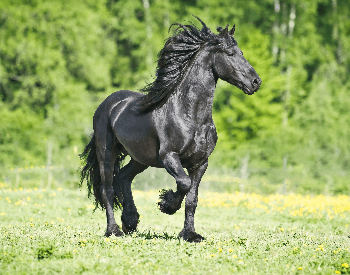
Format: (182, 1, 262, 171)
(240, 154, 250, 193)
(282, 156, 288, 194)
(47, 140, 52, 189)
(15, 168, 20, 188)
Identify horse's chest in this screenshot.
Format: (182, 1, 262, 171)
(182, 124, 217, 168)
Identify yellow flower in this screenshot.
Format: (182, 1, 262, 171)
(210, 254, 215, 257)
(342, 263, 349, 268)
(228, 248, 234, 253)
(335, 271, 341, 274)
(232, 255, 237, 258)
(0, 213, 5, 216)
(298, 267, 303, 270)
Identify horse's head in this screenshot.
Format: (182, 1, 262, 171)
(211, 24, 261, 95)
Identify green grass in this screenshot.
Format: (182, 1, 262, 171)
(1, 186, 350, 274)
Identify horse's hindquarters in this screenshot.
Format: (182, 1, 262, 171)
(107, 91, 162, 168)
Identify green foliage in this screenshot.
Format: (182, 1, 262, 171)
(36, 244, 55, 260)
(0, 104, 46, 166)
(0, 0, 350, 191)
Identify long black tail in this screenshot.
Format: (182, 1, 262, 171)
(80, 134, 124, 210)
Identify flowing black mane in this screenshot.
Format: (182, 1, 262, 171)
(138, 17, 217, 113)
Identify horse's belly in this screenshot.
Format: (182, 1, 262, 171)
(122, 137, 161, 168)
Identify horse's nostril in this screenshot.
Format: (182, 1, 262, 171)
(253, 78, 260, 86)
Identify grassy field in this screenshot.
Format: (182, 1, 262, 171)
(1, 182, 350, 274)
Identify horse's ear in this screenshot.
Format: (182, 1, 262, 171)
(229, 24, 235, 36)
(219, 24, 229, 36)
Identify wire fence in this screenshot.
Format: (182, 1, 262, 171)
(0, 162, 348, 196)
(0, 165, 79, 189)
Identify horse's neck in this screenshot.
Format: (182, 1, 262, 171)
(169, 57, 217, 125)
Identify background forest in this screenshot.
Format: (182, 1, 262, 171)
(1, 0, 350, 194)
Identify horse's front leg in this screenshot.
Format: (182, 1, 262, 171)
(158, 152, 191, 215)
(178, 160, 208, 243)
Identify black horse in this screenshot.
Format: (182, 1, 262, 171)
(80, 17, 261, 243)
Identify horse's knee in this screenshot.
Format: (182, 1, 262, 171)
(177, 177, 191, 194)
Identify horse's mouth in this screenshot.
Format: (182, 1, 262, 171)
(235, 82, 255, 95)
(242, 84, 254, 95)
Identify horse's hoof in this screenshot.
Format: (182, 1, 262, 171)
(122, 222, 136, 235)
(122, 222, 128, 234)
(158, 189, 181, 215)
(179, 229, 205, 243)
(121, 211, 139, 234)
(105, 224, 124, 237)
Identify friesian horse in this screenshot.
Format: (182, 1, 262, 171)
(80, 16, 261, 243)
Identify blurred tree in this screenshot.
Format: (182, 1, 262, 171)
(0, 0, 349, 192)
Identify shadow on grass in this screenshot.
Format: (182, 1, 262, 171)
(135, 230, 178, 241)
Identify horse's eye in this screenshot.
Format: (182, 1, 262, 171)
(227, 52, 234, 56)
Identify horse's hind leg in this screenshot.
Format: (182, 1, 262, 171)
(95, 127, 123, 237)
(119, 159, 148, 234)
